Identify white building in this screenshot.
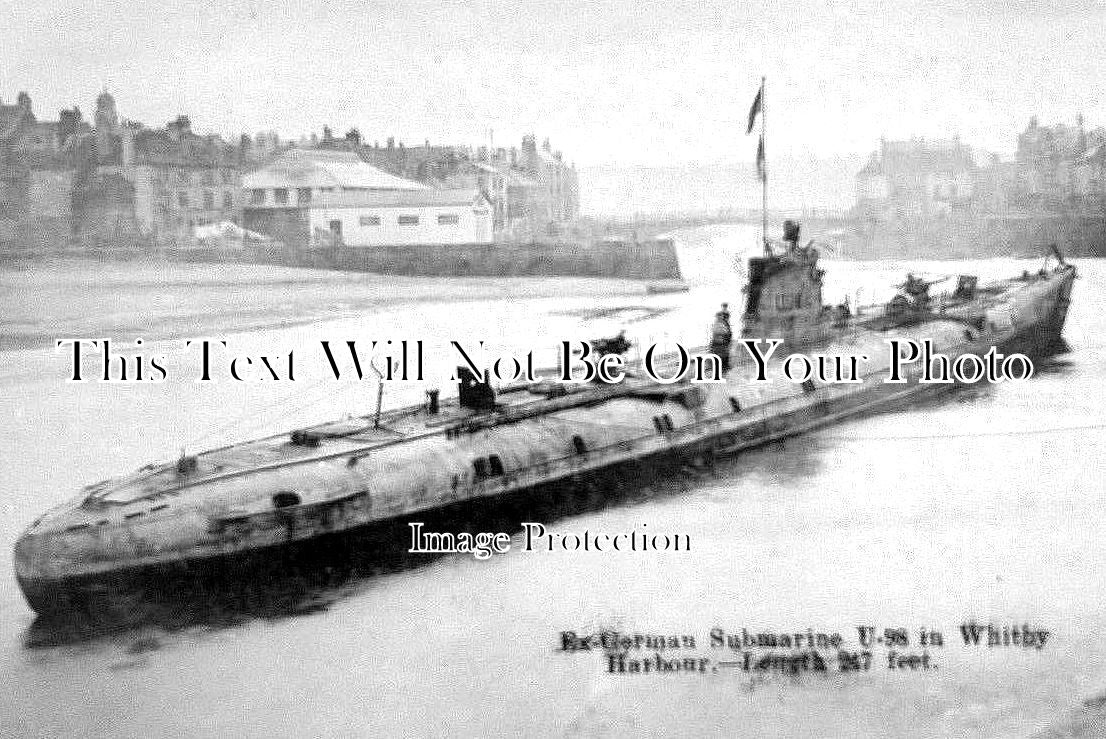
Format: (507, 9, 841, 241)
(309, 189, 492, 246)
(242, 149, 492, 246)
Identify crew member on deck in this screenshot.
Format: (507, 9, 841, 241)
(710, 303, 733, 372)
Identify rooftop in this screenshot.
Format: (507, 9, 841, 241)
(309, 188, 487, 209)
(243, 149, 429, 191)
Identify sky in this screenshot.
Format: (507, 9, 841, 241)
(2, 0, 1104, 168)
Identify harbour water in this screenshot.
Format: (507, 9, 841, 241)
(1, 225, 1104, 738)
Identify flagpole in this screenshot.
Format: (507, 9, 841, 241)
(761, 76, 767, 254)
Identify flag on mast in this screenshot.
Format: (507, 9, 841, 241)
(745, 83, 763, 135)
(756, 135, 766, 182)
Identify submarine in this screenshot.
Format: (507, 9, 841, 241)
(13, 221, 1076, 618)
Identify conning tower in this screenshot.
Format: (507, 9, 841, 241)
(741, 220, 827, 346)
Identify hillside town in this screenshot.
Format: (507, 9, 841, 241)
(4, 86, 1105, 259)
(0, 90, 581, 252)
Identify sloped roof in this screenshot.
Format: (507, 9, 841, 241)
(131, 128, 238, 167)
(311, 188, 487, 209)
(243, 149, 428, 190)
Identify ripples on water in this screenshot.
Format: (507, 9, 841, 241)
(1, 227, 1104, 737)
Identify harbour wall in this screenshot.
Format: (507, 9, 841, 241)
(847, 213, 1106, 259)
(168, 239, 683, 280)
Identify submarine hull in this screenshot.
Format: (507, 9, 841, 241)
(14, 265, 1077, 621)
(12, 369, 997, 622)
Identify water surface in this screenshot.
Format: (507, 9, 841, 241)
(1, 228, 1103, 738)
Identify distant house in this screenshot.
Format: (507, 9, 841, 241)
(855, 137, 977, 220)
(1015, 115, 1106, 209)
(70, 92, 247, 245)
(0, 91, 89, 250)
(242, 149, 492, 247)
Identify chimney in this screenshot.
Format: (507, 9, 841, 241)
(167, 115, 191, 142)
(58, 107, 83, 143)
(121, 126, 134, 166)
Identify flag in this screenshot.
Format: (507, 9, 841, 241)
(745, 84, 763, 135)
(756, 135, 766, 182)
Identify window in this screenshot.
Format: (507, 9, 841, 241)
(223, 191, 234, 209)
(437, 213, 460, 225)
(201, 171, 215, 186)
(398, 215, 419, 225)
(202, 191, 215, 210)
(297, 188, 312, 204)
(274, 188, 289, 205)
(221, 170, 236, 184)
(250, 189, 265, 205)
(359, 215, 381, 226)
(178, 191, 189, 208)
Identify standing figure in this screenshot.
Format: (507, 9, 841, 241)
(710, 303, 733, 373)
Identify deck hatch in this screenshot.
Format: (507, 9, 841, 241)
(272, 491, 302, 508)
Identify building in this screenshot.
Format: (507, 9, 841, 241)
(855, 137, 977, 221)
(1014, 115, 1106, 209)
(242, 149, 492, 247)
(0, 92, 88, 250)
(70, 91, 249, 245)
(305, 189, 493, 246)
(443, 136, 580, 240)
(0, 96, 34, 244)
(298, 129, 580, 240)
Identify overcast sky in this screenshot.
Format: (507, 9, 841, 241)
(2, 0, 1103, 166)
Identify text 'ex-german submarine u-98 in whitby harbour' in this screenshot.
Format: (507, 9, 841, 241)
(13, 221, 1077, 618)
